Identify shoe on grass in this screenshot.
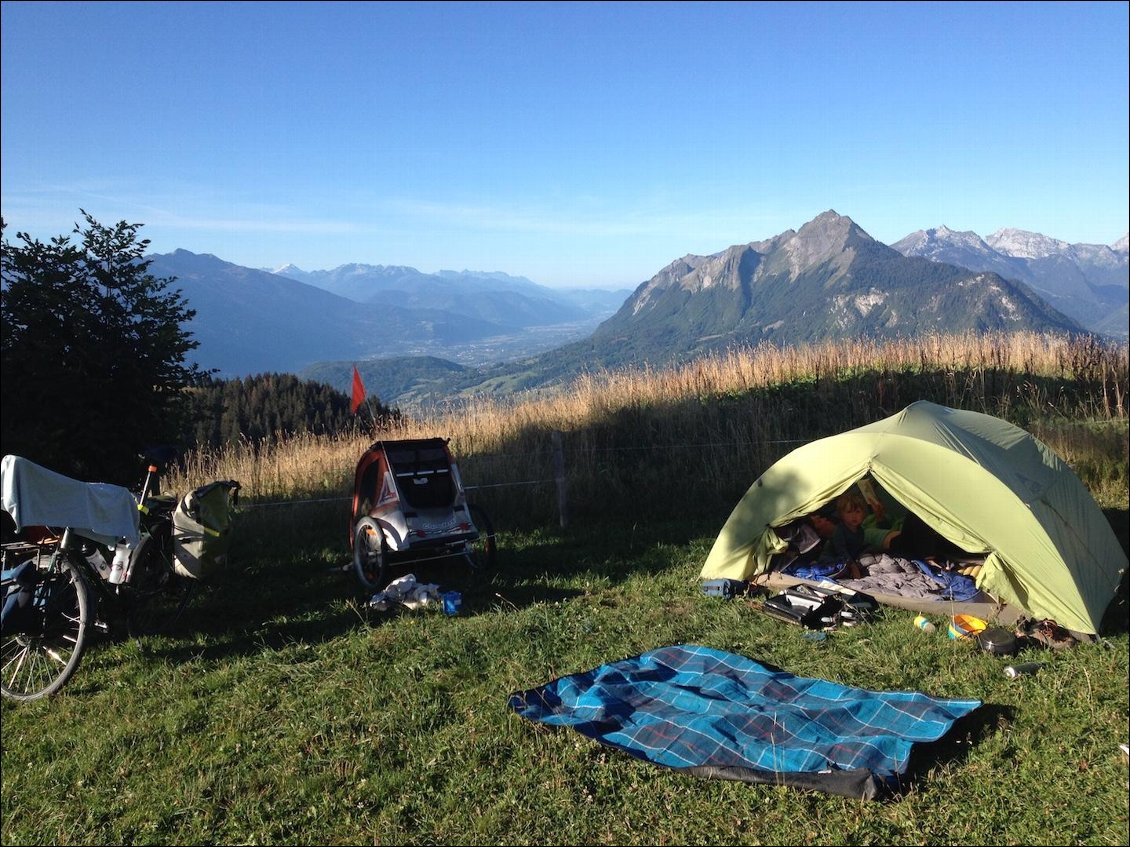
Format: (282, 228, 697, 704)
(1017, 618, 1077, 650)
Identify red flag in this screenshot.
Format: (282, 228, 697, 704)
(350, 365, 366, 415)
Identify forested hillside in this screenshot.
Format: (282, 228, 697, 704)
(183, 374, 398, 449)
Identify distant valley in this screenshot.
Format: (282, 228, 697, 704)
(148, 211, 1127, 409)
(146, 251, 630, 376)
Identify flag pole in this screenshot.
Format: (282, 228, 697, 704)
(364, 395, 378, 432)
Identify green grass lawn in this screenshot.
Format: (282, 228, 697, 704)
(2, 506, 1128, 846)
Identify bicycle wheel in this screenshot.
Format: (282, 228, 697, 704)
(353, 519, 389, 591)
(126, 524, 195, 639)
(1, 552, 90, 702)
(466, 504, 497, 574)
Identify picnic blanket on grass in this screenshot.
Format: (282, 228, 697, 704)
(508, 644, 981, 800)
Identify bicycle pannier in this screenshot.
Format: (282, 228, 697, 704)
(172, 480, 240, 579)
(1, 560, 42, 635)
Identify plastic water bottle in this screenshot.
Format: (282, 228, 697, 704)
(108, 542, 130, 584)
(914, 615, 936, 634)
(442, 591, 462, 616)
(1004, 662, 1044, 679)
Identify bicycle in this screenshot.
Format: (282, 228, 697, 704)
(1, 456, 234, 702)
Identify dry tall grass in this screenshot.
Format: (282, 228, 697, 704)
(166, 331, 1129, 524)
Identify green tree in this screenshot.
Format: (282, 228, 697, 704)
(181, 372, 392, 450)
(1, 212, 201, 484)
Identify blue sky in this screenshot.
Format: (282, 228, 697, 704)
(2, 1, 1127, 288)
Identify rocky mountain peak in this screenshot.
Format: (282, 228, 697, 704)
(776, 210, 876, 279)
(273, 263, 307, 279)
(891, 226, 992, 259)
(986, 228, 1070, 260)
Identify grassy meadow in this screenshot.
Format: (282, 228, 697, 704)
(2, 331, 1128, 845)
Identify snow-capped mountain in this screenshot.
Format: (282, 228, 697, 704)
(985, 228, 1073, 260)
(581, 210, 1082, 370)
(892, 227, 1128, 339)
(890, 226, 1025, 283)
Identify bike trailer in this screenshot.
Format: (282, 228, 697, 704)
(349, 438, 494, 591)
(350, 438, 476, 552)
(172, 480, 241, 579)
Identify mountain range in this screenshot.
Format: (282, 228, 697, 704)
(145, 211, 1127, 407)
(576, 211, 1087, 371)
(891, 226, 1128, 339)
(145, 251, 629, 376)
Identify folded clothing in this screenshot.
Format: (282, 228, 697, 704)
(368, 573, 441, 611)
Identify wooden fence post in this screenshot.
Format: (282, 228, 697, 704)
(552, 430, 569, 528)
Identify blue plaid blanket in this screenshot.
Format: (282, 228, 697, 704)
(508, 644, 980, 799)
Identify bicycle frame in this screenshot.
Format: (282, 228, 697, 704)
(2, 459, 194, 701)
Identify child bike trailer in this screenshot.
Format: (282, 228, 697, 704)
(349, 438, 495, 590)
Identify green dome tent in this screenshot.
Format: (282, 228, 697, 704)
(700, 401, 1127, 636)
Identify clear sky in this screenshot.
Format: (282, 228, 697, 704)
(2, 1, 1127, 289)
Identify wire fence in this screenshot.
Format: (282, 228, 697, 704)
(235, 435, 815, 529)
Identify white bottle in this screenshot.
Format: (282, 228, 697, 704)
(108, 542, 131, 584)
(89, 550, 113, 581)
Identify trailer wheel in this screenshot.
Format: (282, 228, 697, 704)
(353, 520, 389, 591)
